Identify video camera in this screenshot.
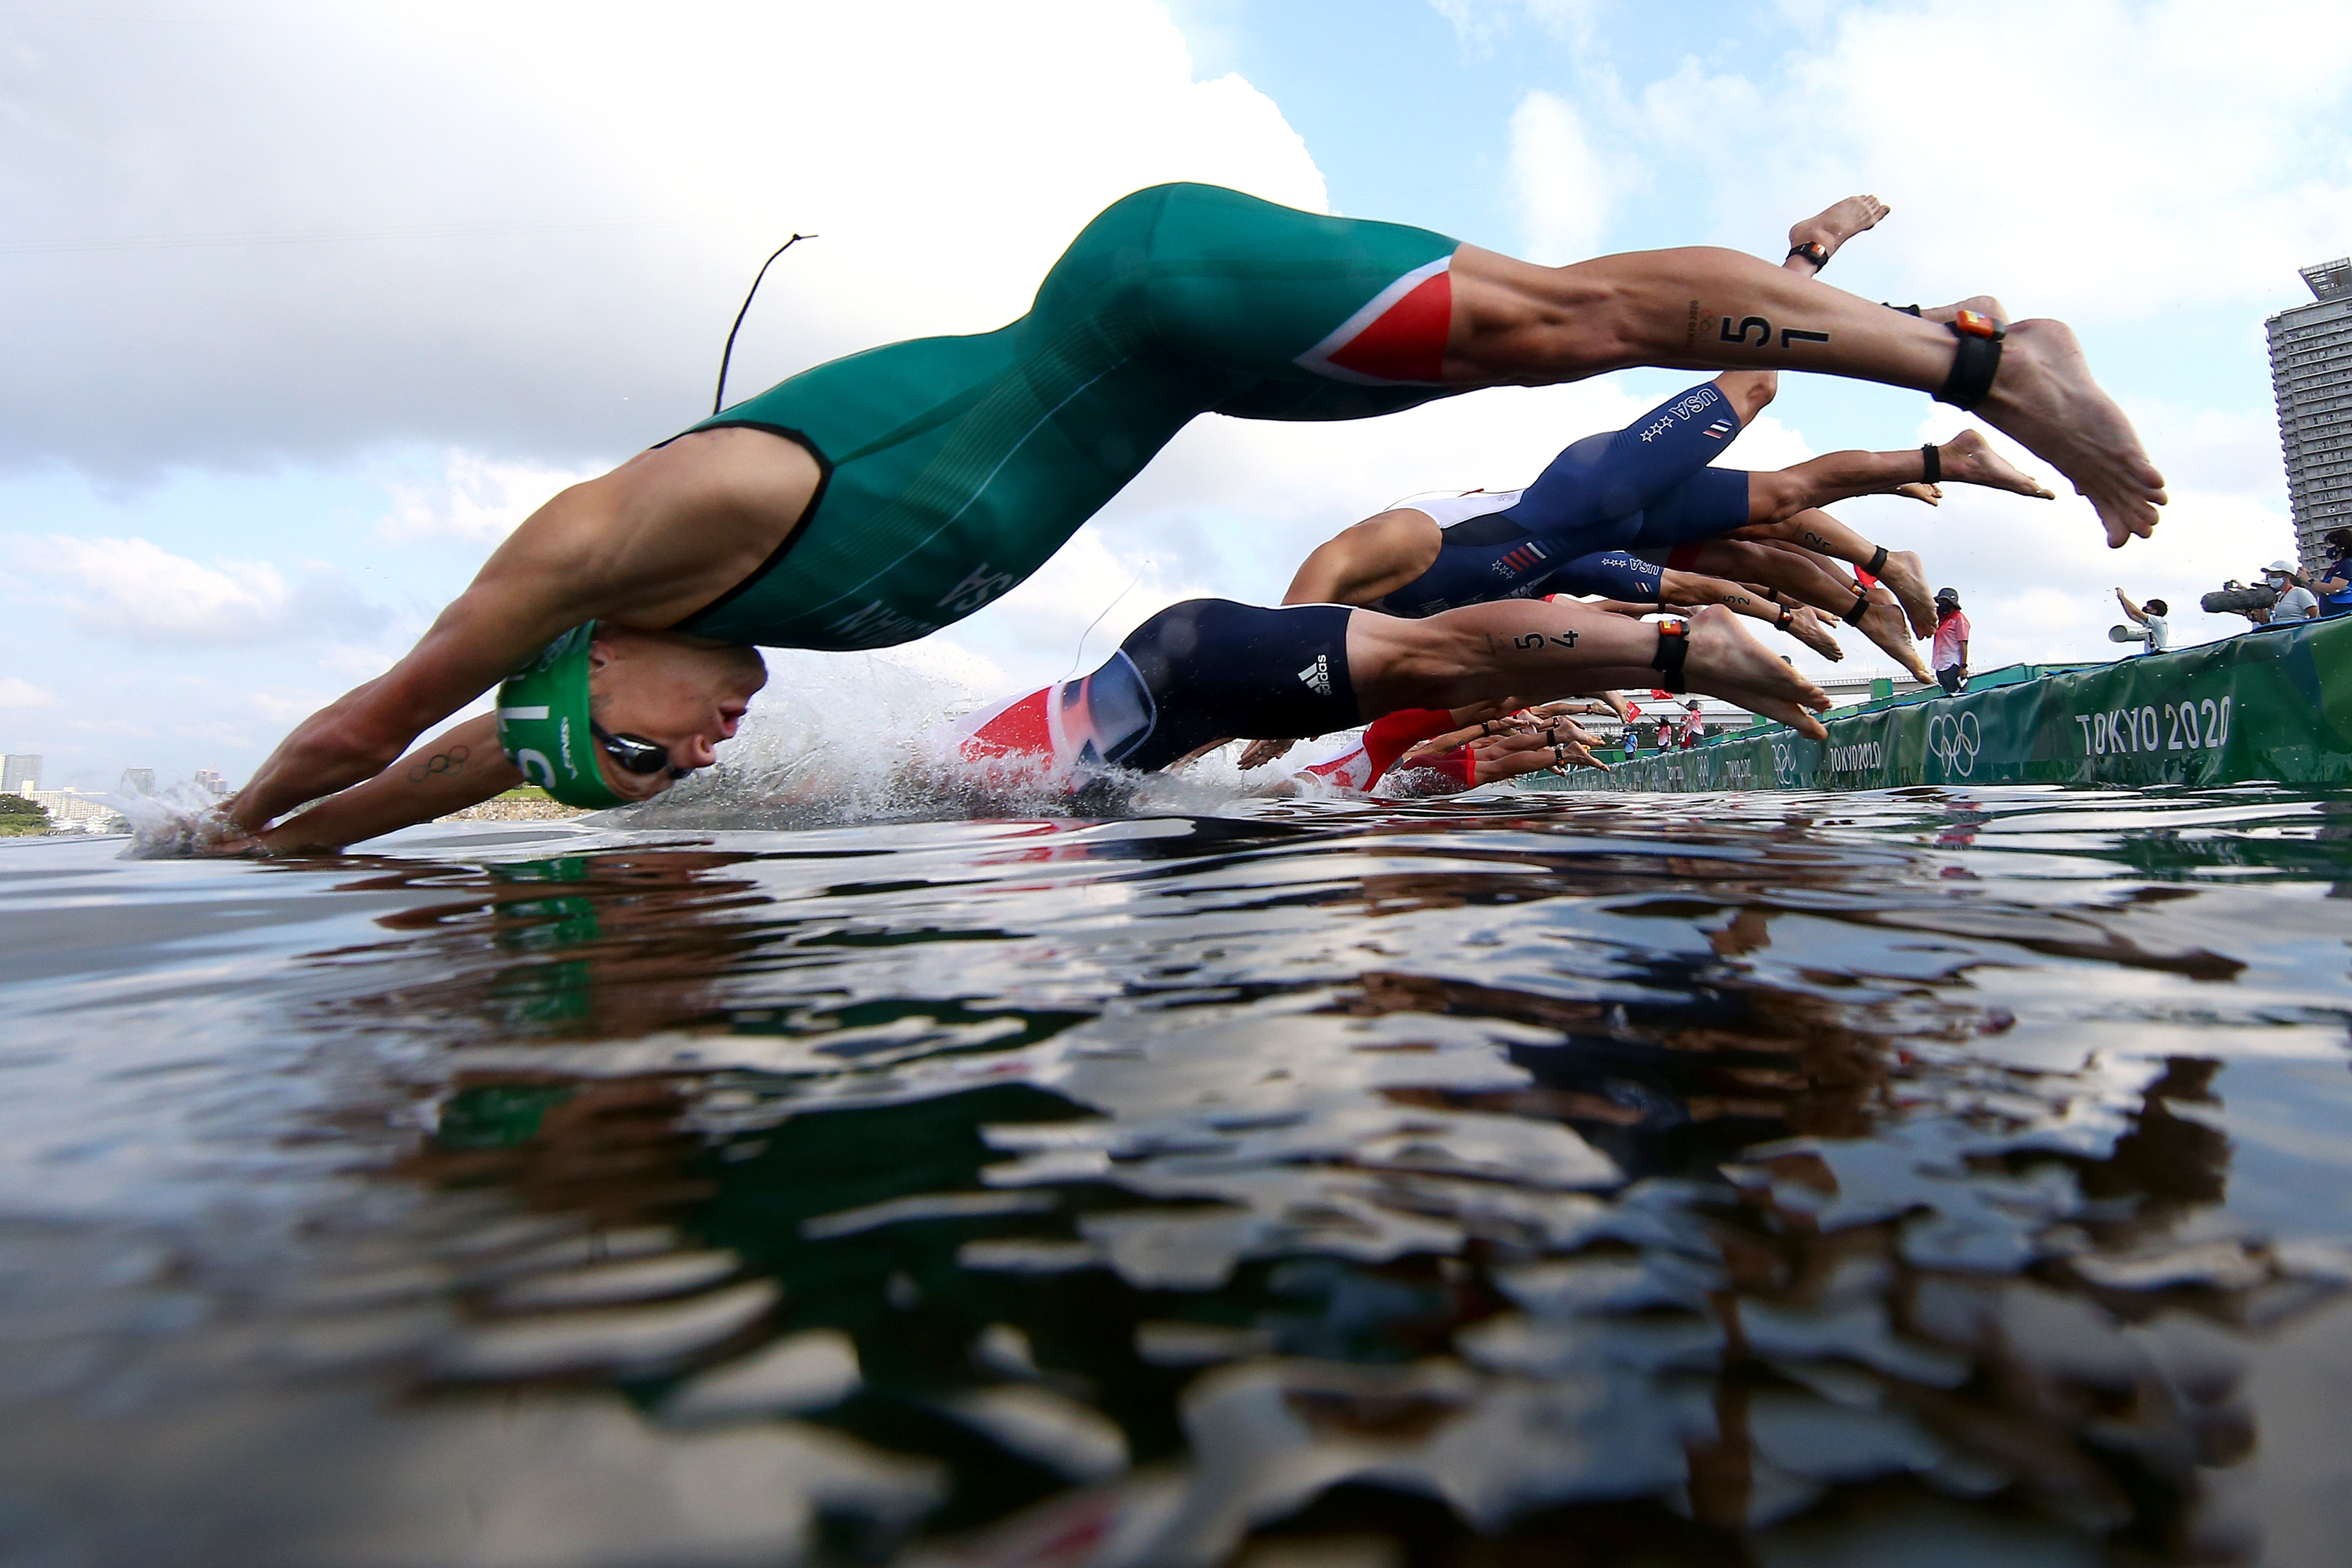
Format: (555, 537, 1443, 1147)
(2201, 579, 2279, 616)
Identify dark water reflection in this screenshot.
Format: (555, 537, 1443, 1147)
(7, 786, 2352, 1565)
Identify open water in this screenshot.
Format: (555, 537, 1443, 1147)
(6, 779, 2352, 1566)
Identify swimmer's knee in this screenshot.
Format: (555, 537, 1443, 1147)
(1713, 370, 1777, 423)
(1746, 470, 1806, 523)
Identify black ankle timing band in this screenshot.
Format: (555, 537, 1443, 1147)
(1866, 544, 1890, 577)
(1842, 588, 1872, 627)
(1651, 618, 1689, 692)
(1919, 444, 1941, 485)
(1936, 313, 2005, 410)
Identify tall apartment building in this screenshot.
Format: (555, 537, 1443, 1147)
(2268, 258, 2352, 568)
(2, 755, 38, 794)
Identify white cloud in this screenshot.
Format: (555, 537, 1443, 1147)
(1623, 0, 2352, 321)
(1429, 0, 1608, 51)
(0, 678, 53, 708)
(1508, 92, 1615, 262)
(8, 535, 386, 646)
(381, 451, 601, 546)
(1, 1, 1327, 481)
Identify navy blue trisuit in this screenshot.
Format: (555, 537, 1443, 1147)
(1368, 378, 1754, 619)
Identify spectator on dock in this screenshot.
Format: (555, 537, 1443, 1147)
(2315, 529, 2352, 618)
(1932, 587, 1971, 695)
(2114, 588, 2169, 653)
(1672, 699, 1706, 749)
(2262, 561, 2320, 623)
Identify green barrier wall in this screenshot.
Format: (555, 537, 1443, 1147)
(1523, 616, 2352, 794)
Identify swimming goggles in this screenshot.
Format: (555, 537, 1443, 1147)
(591, 722, 695, 780)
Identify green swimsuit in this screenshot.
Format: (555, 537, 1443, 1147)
(672, 183, 1464, 651)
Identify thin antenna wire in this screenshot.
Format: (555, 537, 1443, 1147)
(713, 233, 814, 415)
(1061, 566, 1146, 684)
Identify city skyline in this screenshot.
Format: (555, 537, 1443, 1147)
(0, 750, 235, 800)
(2267, 257, 2352, 566)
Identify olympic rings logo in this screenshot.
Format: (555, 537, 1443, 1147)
(1925, 711, 1982, 778)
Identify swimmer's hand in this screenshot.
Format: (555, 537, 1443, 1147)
(1237, 738, 1298, 770)
(134, 806, 264, 859)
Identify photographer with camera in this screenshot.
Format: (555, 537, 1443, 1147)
(2263, 561, 2320, 623)
(2115, 587, 2169, 654)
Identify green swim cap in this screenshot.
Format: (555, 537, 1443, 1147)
(495, 623, 626, 809)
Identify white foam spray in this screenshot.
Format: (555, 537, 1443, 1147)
(600, 648, 1328, 830)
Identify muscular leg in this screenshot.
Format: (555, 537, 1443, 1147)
(1731, 508, 1935, 637)
(1708, 194, 1892, 425)
(1673, 539, 1932, 683)
(1746, 429, 2055, 524)
(1442, 247, 2166, 546)
(1348, 601, 1830, 738)
(1658, 569, 1845, 663)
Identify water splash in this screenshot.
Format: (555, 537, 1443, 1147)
(607, 648, 1323, 831)
(115, 782, 246, 857)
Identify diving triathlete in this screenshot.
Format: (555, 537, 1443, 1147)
(223, 184, 2160, 850)
(1279, 390, 2041, 633)
(952, 598, 1828, 790)
(1275, 211, 2009, 663)
(1163, 698, 1612, 798)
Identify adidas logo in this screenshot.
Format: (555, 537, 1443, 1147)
(1297, 654, 1332, 697)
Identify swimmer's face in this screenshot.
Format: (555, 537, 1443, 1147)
(585, 629, 768, 801)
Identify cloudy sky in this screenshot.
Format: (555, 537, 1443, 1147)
(4, 0, 2350, 789)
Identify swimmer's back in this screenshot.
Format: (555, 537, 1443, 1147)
(672, 184, 1461, 652)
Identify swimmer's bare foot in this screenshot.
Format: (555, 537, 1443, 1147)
(1784, 604, 1845, 663)
(1857, 588, 1934, 682)
(1934, 429, 2057, 500)
(1684, 605, 1830, 740)
(1551, 717, 1602, 750)
(1893, 482, 1943, 505)
(1876, 548, 1936, 637)
(1789, 194, 1890, 266)
(1973, 318, 2167, 547)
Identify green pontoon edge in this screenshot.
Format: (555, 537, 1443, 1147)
(1519, 615, 2352, 793)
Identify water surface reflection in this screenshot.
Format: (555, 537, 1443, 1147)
(5, 787, 2352, 1565)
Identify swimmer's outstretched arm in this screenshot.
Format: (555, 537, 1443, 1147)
(237, 715, 520, 854)
(226, 522, 614, 835)
(227, 428, 811, 837)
